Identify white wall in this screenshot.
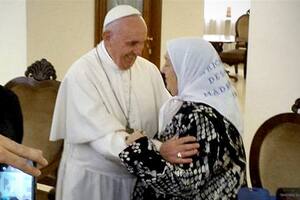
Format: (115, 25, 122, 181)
(27, 0, 94, 80)
(160, 0, 204, 68)
(244, 0, 300, 184)
(0, 0, 27, 85)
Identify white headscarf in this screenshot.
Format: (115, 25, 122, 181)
(159, 37, 243, 134)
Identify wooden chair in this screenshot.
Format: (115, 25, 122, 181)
(220, 10, 250, 79)
(5, 59, 62, 199)
(249, 98, 300, 195)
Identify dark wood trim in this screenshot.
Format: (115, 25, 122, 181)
(25, 58, 57, 81)
(249, 113, 300, 187)
(5, 77, 60, 89)
(148, 0, 162, 67)
(94, 0, 107, 46)
(142, 0, 150, 25)
(37, 144, 63, 186)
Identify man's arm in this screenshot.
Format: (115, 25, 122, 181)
(159, 136, 199, 164)
(119, 136, 202, 196)
(90, 130, 128, 161)
(125, 132, 199, 164)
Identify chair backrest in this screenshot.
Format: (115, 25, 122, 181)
(25, 58, 57, 81)
(5, 59, 63, 186)
(250, 99, 300, 195)
(235, 10, 250, 48)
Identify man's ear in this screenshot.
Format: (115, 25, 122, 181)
(102, 30, 111, 42)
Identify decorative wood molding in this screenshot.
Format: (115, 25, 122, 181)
(25, 58, 57, 81)
(292, 98, 300, 113)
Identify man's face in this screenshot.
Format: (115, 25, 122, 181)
(103, 16, 147, 70)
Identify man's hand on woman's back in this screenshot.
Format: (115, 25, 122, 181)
(160, 135, 200, 164)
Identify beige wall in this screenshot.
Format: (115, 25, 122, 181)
(244, 0, 300, 184)
(27, 0, 95, 80)
(0, 0, 27, 85)
(161, 0, 205, 68)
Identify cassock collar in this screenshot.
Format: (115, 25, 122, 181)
(97, 41, 124, 72)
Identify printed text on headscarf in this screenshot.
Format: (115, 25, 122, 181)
(203, 59, 236, 97)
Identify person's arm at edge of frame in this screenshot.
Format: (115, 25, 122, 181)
(0, 134, 48, 177)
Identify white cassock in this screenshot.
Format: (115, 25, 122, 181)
(50, 41, 170, 200)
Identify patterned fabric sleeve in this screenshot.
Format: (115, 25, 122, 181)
(120, 137, 186, 196)
(119, 102, 246, 199)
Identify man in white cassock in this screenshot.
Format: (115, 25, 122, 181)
(49, 5, 199, 200)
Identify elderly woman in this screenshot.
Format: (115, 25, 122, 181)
(119, 37, 246, 200)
